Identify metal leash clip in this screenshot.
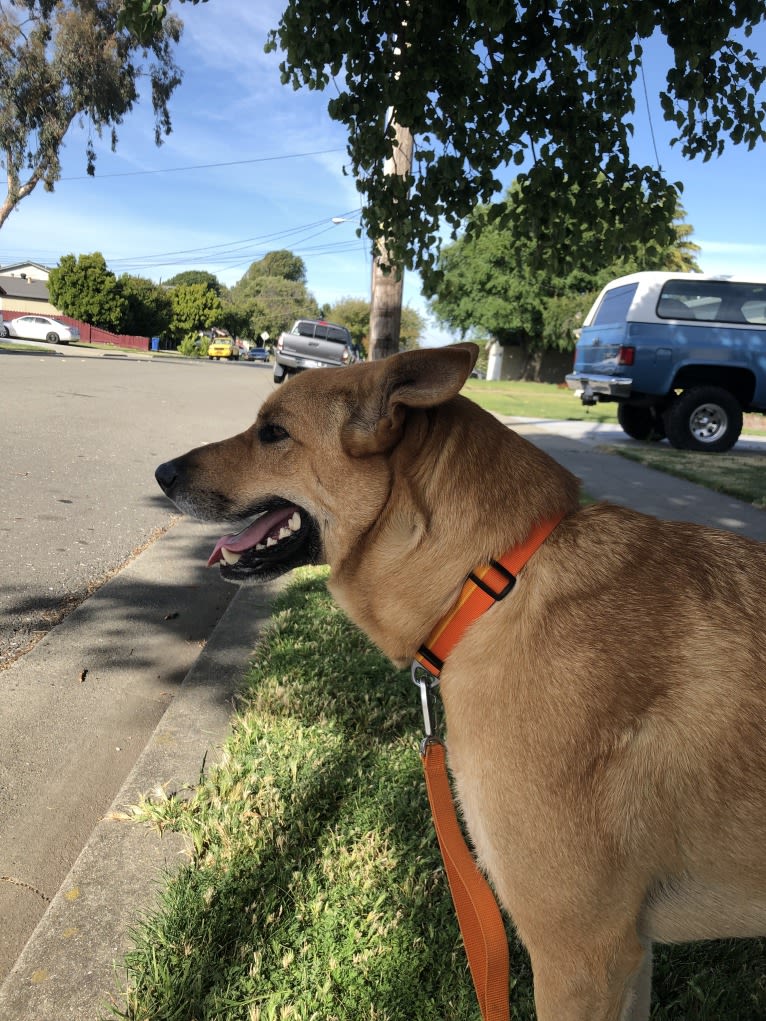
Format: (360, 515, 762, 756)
(411, 661, 440, 751)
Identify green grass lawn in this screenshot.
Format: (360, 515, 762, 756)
(611, 445, 766, 508)
(0, 339, 56, 354)
(0, 338, 146, 356)
(113, 572, 497, 1021)
(462, 378, 619, 422)
(113, 573, 766, 1021)
(68, 340, 150, 354)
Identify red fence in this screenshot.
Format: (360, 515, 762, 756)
(2, 310, 150, 351)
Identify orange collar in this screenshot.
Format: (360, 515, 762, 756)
(414, 514, 564, 679)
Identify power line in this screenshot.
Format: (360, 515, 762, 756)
(639, 54, 662, 172)
(59, 147, 346, 182)
(1, 208, 367, 279)
(106, 209, 362, 265)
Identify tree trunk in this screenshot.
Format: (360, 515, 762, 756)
(368, 120, 413, 361)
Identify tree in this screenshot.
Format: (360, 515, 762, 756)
(430, 186, 701, 373)
(217, 301, 254, 341)
(246, 250, 307, 284)
(0, 0, 182, 230)
(226, 254, 320, 338)
(265, 0, 765, 281)
(118, 274, 173, 337)
(164, 270, 222, 294)
(368, 120, 413, 358)
(325, 298, 370, 348)
(399, 306, 425, 352)
(48, 252, 127, 331)
(168, 283, 223, 351)
(327, 296, 425, 353)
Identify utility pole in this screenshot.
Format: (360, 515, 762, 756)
(367, 119, 413, 361)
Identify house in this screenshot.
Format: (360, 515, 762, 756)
(486, 337, 573, 383)
(0, 260, 150, 351)
(0, 263, 58, 316)
(0, 261, 52, 282)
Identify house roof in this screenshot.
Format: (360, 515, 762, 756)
(0, 275, 51, 301)
(0, 262, 51, 277)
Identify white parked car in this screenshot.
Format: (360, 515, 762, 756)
(0, 315, 80, 345)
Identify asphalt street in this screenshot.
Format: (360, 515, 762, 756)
(0, 348, 273, 665)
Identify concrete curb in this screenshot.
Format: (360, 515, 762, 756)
(0, 580, 283, 1021)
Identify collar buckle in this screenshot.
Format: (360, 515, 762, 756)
(468, 559, 516, 600)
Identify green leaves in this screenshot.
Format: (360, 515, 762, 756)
(264, 0, 765, 284)
(0, 0, 183, 229)
(47, 251, 127, 331)
(168, 282, 224, 344)
(226, 254, 320, 339)
(428, 180, 700, 358)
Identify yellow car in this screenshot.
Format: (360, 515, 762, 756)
(208, 337, 239, 360)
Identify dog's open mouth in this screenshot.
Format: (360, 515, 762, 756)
(207, 500, 320, 583)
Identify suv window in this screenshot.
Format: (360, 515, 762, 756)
(591, 283, 637, 326)
(657, 280, 766, 325)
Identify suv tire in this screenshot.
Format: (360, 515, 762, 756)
(617, 404, 665, 442)
(664, 387, 742, 452)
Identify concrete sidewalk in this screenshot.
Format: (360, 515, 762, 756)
(509, 418, 766, 542)
(0, 579, 282, 1021)
(1, 421, 763, 1020)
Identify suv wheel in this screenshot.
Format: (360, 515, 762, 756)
(664, 387, 742, 452)
(617, 404, 665, 442)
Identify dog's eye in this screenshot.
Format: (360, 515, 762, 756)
(258, 423, 290, 444)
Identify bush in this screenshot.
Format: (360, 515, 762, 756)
(178, 332, 209, 358)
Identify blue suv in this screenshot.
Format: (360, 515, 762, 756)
(566, 271, 766, 452)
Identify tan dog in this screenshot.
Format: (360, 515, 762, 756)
(156, 343, 766, 1021)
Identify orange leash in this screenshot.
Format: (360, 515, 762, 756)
(413, 516, 564, 1019)
(421, 737, 510, 1021)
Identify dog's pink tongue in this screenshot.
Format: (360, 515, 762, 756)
(207, 507, 297, 566)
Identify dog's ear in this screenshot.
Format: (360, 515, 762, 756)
(343, 343, 478, 456)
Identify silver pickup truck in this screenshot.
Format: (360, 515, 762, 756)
(273, 319, 355, 384)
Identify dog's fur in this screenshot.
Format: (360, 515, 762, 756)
(156, 343, 766, 1020)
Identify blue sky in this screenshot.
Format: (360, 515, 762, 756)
(1, 1, 765, 345)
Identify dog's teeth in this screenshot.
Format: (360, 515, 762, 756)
(278, 527, 291, 540)
(256, 543, 266, 551)
(266, 537, 277, 547)
(221, 547, 242, 565)
(289, 512, 301, 531)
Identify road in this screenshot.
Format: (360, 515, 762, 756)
(0, 347, 276, 977)
(0, 348, 274, 665)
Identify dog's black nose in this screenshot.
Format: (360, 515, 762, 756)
(155, 460, 178, 495)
